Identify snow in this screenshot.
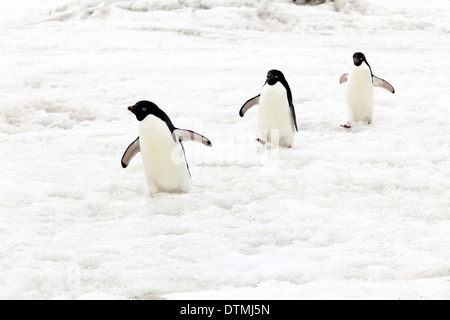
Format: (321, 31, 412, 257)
(1, 0, 449, 300)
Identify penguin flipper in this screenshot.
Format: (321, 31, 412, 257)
(339, 74, 348, 84)
(372, 76, 395, 93)
(239, 94, 260, 117)
(172, 129, 212, 147)
(121, 137, 140, 168)
(290, 103, 298, 132)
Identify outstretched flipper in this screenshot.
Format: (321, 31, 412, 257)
(339, 74, 348, 84)
(372, 76, 395, 93)
(121, 137, 140, 168)
(340, 72, 394, 93)
(172, 129, 212, 147)
(239, 95, 260, 117)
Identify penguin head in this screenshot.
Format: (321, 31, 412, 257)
(265, 69, 285, 86)
(353, 52, 367, 67)
(128, 100, 161, 121)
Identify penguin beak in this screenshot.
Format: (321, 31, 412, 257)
(128, 105, 136, 114)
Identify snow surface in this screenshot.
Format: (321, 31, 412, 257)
(1, 0, 449, 300)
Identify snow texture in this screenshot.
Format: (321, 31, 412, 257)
(0, 0, 449, 299)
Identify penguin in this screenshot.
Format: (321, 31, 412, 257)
(121, 100, 212, 193)
(339, 52, 395, 128)
(239, 69, 298, 148)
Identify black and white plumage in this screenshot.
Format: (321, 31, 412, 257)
(339, 52, 395, 128)
(122, 100, 211, 193)
(239, 69, 297, 148)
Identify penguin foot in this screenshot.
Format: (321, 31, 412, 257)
(256, 138, 267, 145)
(340, 123, 351, 129)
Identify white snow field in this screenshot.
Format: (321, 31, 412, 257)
(0, 0, 449, 300)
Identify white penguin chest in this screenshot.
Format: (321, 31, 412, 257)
(138, 116, 187, 171)
(138, 116, 175, 156)
(345, 64, 374, 121)
(346, 65, 373, 97)
(258, 82, 291, 125)
(138, 115, 191, 193)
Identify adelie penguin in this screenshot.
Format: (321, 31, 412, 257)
(121, 100, 212, 194)
(239, 69, 298, 148)
(339, 52, 395, 128)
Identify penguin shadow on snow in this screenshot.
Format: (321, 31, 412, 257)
(339, 52, 395, 129)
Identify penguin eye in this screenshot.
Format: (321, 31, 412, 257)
(275, 75, 279, 79)
(142, 107, 146, 111)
